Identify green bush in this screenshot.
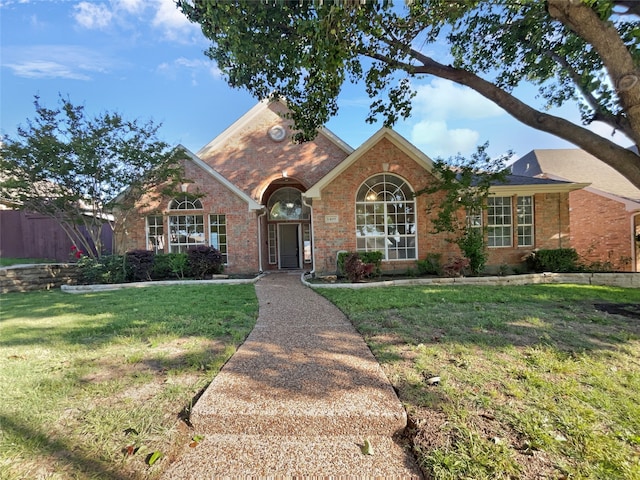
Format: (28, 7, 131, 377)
(417, 253, 443, 276)
(151, 253, 188, 280)
(187, 246, 224, 279)
(526, 248, 580, 272)
(125, 250, 155, 281)
(456, 228, 487, 275)
(76, 255, 128, 284)
(337, 251, 382, 277)
(343, 252, 376, 282)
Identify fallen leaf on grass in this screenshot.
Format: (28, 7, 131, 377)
(122, 445, 140, 456)
(146, 451, 163, 466)
(361, 438, 374, 455)
(189, 434, 205, 448)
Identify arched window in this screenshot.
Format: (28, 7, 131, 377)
(355, 174, 416, 260)
(168, 196, 204, 252)
(169, 195, 203, 210)
(267, 187, 309, 220)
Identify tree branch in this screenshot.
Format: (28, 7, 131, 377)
(547, 0, 640, 147)
(362, 46, 640, 189)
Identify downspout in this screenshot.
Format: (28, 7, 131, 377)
(632, 212, 640, 272)
(302, 195, 315, 277)
(257, 208, 267, 273)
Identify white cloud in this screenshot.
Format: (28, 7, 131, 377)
(4, 60, 90, 80)
(1, 45, 113, 80)
(73, 2, 113, 30)
(152, 0, 199, 41)
(157, 57, 222, 82)
(402, 78, 505, 157)
(410, 120, 480, 158)
(113, 0, 145, 14)
(413, 78, 504, 120)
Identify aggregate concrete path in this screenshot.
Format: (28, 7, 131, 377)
(162, 271, 422, 479)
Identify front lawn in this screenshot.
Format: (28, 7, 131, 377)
(0, 285, 258, 479)
(319, 284, 640, 480)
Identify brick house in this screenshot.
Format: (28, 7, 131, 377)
(512, 149, 640, 272)
(119, 100, 587, 275)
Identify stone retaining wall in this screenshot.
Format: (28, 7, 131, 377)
(305, 272, 640, 289)
(1, 264, 79, 293)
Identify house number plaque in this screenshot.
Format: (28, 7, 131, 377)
(325, 215, 339, 223)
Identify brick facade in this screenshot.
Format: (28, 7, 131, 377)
(569, 189, 637, 271)
(119, 101, 583, 276)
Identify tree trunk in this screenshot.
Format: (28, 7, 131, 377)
(547, 0, 640, 148)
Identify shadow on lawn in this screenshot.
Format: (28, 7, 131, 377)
(0, 414, 131, 480)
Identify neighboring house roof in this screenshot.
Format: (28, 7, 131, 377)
(512, 149, 640, 202)
(304, 128, 435, 199)
(180, 146, 263, 211)
(489, 174, 588, 196)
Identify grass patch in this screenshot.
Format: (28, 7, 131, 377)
(319, 284, 640, 480)
(0, 257, 56, 266)
(0, 284, 258, 479)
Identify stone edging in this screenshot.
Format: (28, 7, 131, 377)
(301, 272, 640, 289)
(61, 273, 266, 293)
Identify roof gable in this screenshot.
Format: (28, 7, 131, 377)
(195, 99, 353, 200)
(304, 128, 434, 199)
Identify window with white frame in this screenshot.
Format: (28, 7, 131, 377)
(466, 207, 483, 230)
(355, 174, 416, 260)
(168, 195, 205, 253)
(267, 187, 309, 220)
(517, 196, 534, 246)
(209, 215, 227, 263)
(169, 196, 203, 210)
(487, 196, 512, 247)
(146, 215, 165, 253)
(168, 215, 205, 252)
(268, 224, 277, 264)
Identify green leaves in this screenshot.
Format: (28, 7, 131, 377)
(0, 95, 185, 259)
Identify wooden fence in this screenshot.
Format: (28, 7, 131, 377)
(0, 210, 113, 262)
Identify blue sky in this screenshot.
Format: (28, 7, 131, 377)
(1, 0, 633, 162)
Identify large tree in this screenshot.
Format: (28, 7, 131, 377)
(177, 0, 640, 188)
(0, 96, 185, 259)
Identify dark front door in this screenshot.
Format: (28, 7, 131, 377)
(279, 224, 299, 269)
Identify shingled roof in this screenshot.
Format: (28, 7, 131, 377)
(512, 149, 640, 202)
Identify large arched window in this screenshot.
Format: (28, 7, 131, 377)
(267, 187, 309, 220)
(168, 195, 204, 252)
(355, 174, 416, 260)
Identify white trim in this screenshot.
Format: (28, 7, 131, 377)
(489, 182, 589, 196)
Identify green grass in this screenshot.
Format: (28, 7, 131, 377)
(0, 284, 258, 480)
(0, 257, 56, 266)
(319, 284, 640, 480)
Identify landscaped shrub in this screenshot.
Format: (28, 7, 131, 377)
(337, 251, 382, 277)
(76, 254, 128, 284)
(456, 228, 487, 275)
(526, 248, 579, 272)
(442, 256, 470, 277)
(417, 253, 443, 276)
(187, 245, 223, 279)
(126, 249, 156, 281)
(151, 253, 188, 280)
(343, 252, 376, 282)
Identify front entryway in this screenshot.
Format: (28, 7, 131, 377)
(279, 224, 300, 269)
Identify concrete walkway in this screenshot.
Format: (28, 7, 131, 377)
(162, 271, 422, 478)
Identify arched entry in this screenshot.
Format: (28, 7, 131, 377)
(264, 185, 311, 269)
